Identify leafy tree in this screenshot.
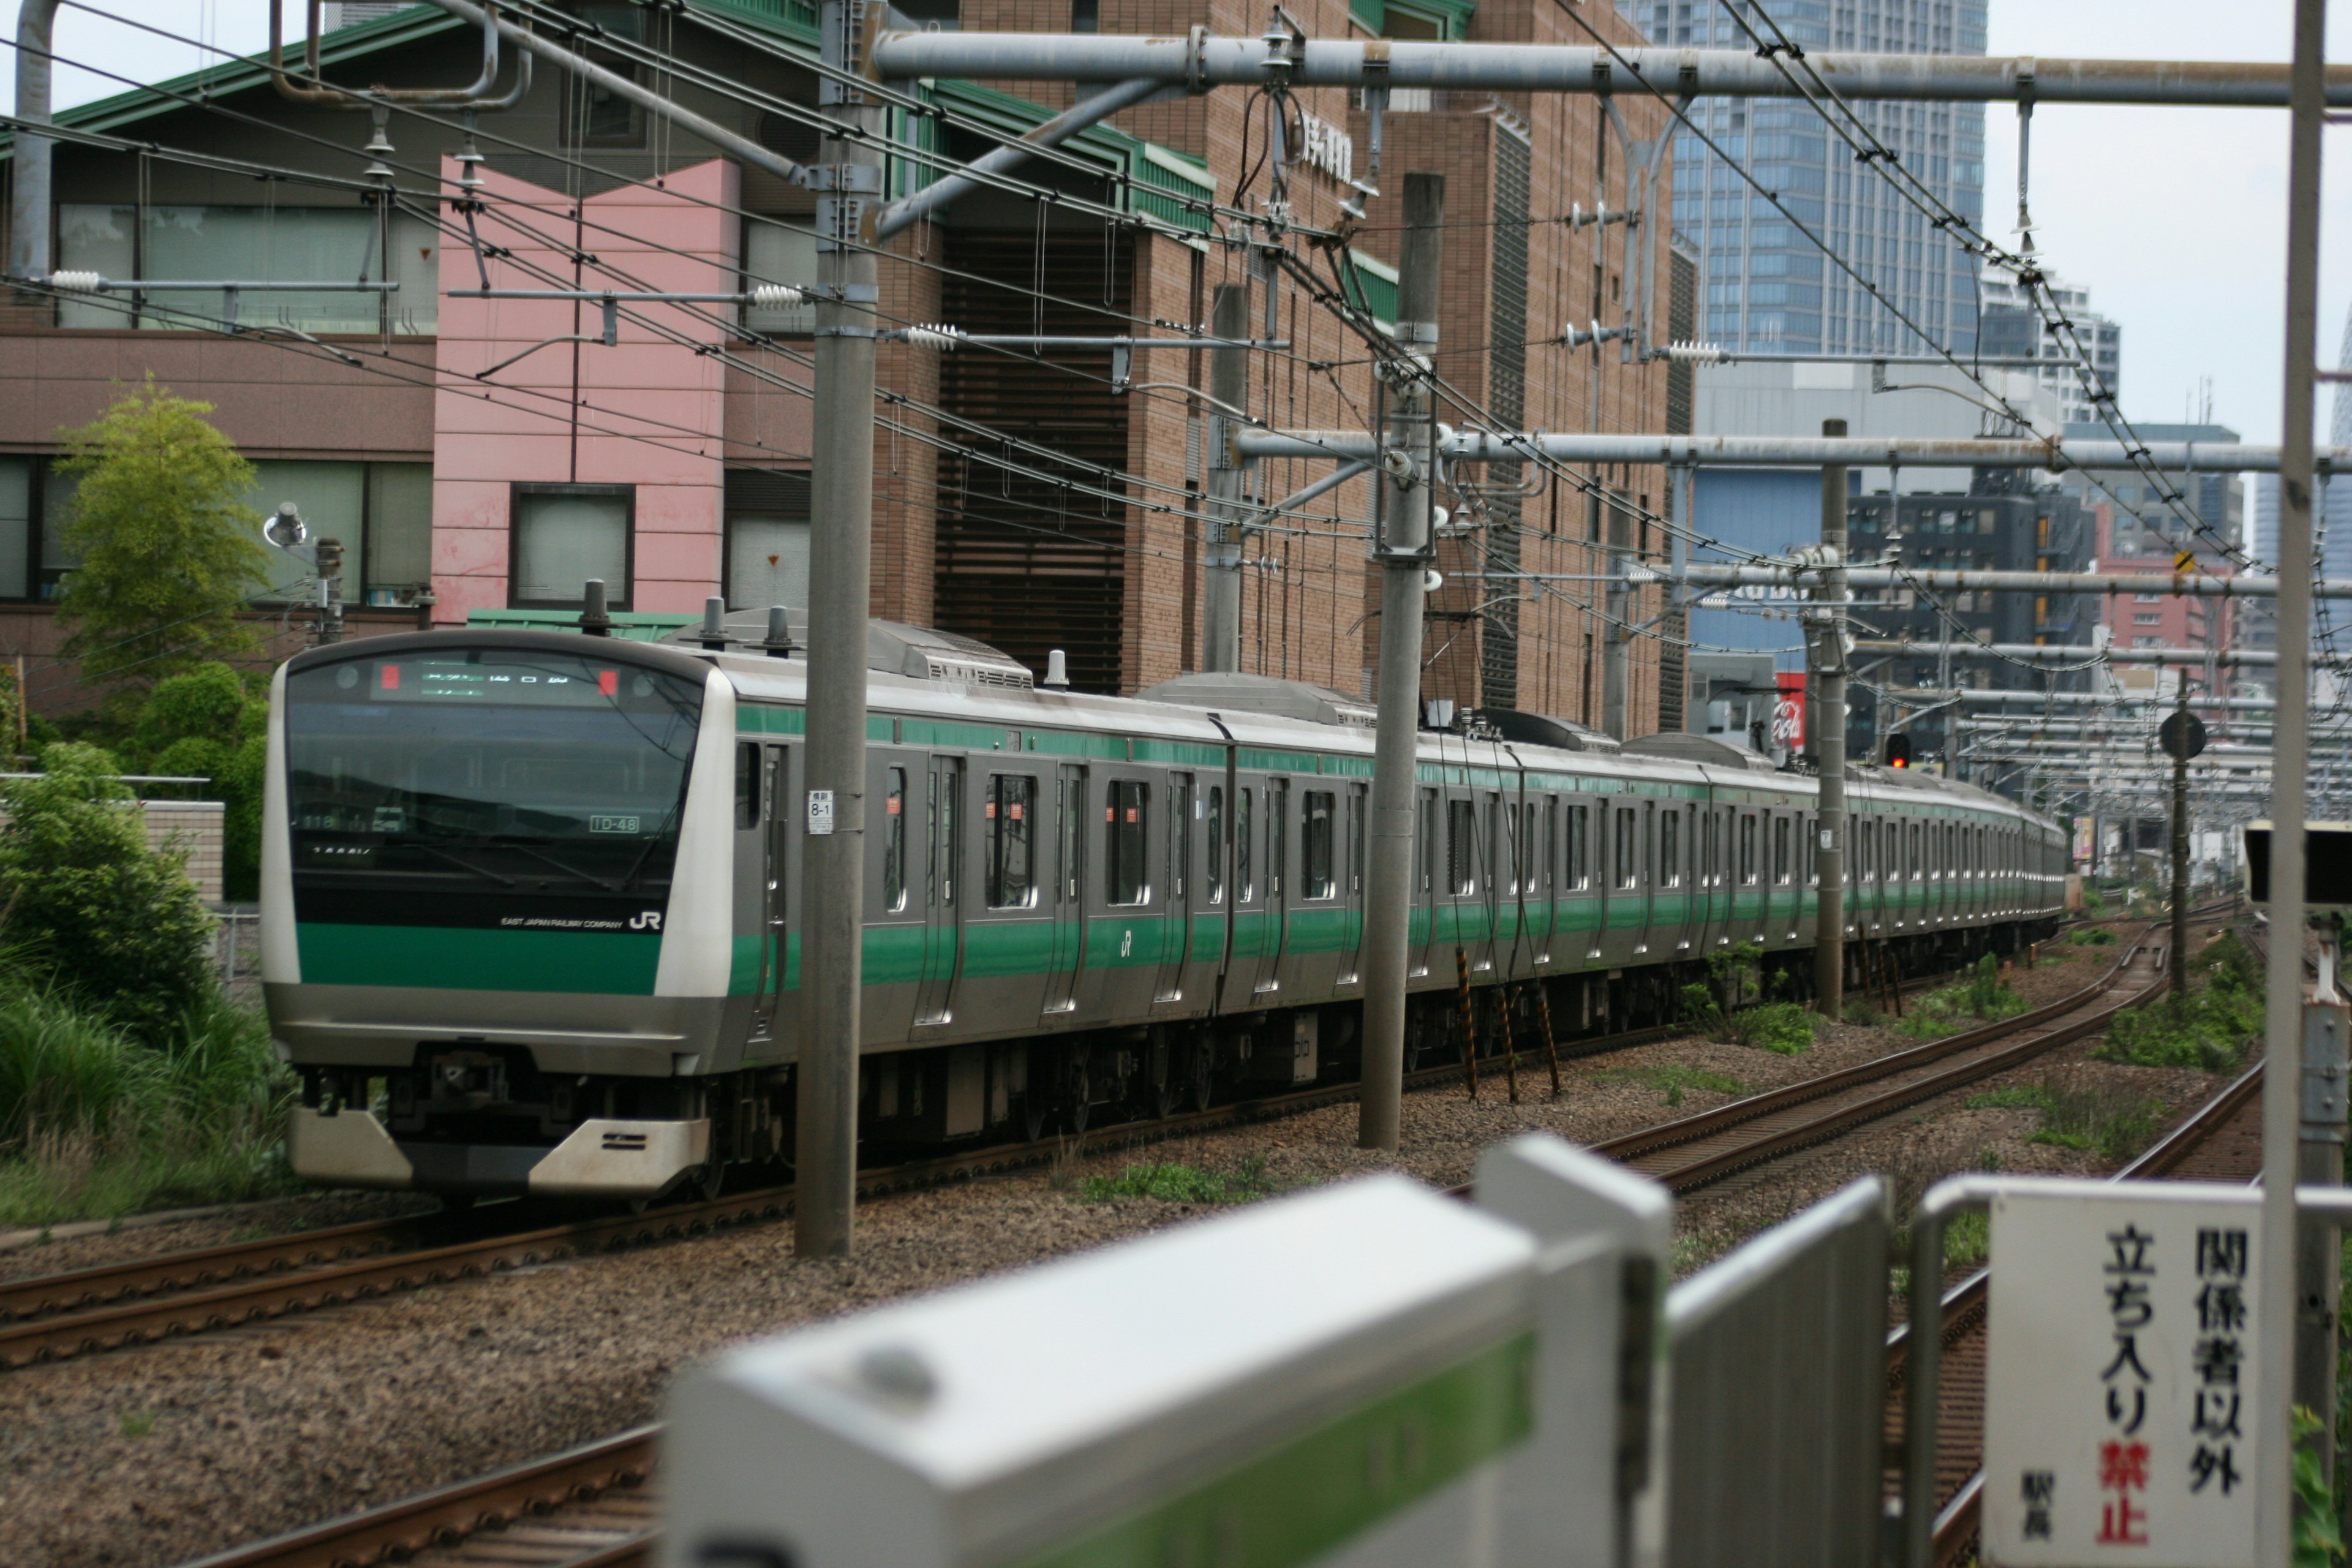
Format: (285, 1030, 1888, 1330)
(0, 742, 215, 1040)
(51, 379, 272, 692)
(131, 664, 268, 900)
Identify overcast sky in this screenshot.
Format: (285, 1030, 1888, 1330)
(7, 1, 2350, 445)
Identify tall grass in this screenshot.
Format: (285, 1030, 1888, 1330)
(1898, 954, 2029, 1041)
(0, 977, 294, 1228)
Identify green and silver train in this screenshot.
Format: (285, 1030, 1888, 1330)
(265, 617, 2067, 1201)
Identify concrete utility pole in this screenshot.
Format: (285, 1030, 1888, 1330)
(1359, 173, 1442, 1153)
(1202, 286, 1250, 673)
(1813, 419, 1847, 1019)
(2258, 0, 2326, 1559)
(2169, 670, 2189, 1001)
(794, 0, 884, 1261)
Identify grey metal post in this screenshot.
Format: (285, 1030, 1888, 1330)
(1814, 418, 1847, 1017)
(794, 0, 883, 1261)
(1358, 173, 1442, 1153)
(2171, 669, 2189, 1000)
(2298, 929, 2347, 1491)
(1201, 286, 1250, 673)
(9, 1, 59, 283)
(2260, 1, 2326, 1559)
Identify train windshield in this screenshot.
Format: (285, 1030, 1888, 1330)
(284, 649, 704, 900)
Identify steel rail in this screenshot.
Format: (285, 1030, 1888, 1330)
(173, 1425, 659, 1568)
(868, 35, 2352, 108)
(1890, 943, 2266, 1567)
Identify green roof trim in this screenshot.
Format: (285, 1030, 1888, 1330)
(2, 1, 1208, 233)
(1347, 0, 1477, 39)
(1344, 248, 1398, 332)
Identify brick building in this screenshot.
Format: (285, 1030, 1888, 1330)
(0, 0, 1679, 734)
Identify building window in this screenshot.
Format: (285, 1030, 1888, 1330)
(56, 203, 436, 336)
(564, 10, 650, 149)
(725, 469, 811, 611)
(2133, 612, 2163, 626)
(742, 219, 820, 336)
(511, 484, 631, 608)
(1071, 0, 1099, 29)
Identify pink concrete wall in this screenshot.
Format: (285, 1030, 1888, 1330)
(431, 159, 742, 622)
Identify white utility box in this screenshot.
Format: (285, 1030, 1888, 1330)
(663, 1169, 1638, 1568)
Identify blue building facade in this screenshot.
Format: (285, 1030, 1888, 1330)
(1633, 0, 1988, 357)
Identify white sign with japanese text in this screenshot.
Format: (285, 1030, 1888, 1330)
(1983, 1180, 2260, 1567)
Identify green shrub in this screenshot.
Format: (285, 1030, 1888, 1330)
(1081, 1157, 1272, 1204)
(2096, 935, 2261, 1073)
(130, 664, 270, 900)
(0, 743, 215, 1041)
(1728, 1001, 1815, 1056)
(1898, 961, 2029, 1040)
(2070, 927, 2118, 946)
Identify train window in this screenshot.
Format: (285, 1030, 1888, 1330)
(1569, 803, 1589, 889)
(1107, 781, 1149, 905)
(1804, 815, 1817, 885)
(985, 774, 1036, 908)
(1237, 787, 1255, 903)
(1448, 799, 1478, 895)
(1908, 821, 1921, 880)
(1738, 813, 1757, 884)
(1493, 797, 1515, 895)
(1774, 815, 1791, 884)
(1615, 807, 1638, 889)
(1205, 786, 1225, 904)
(1059, 775, 1085, 907)
(735, 742, 760, 831)
(883, 768, 907, 911)
(1541, 797, 1558, 894)
(1660, 810, 1681, 888)
(1303, 791, 1336, 899)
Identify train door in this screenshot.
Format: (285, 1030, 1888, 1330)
(1413, 786, 1438, 978)
(758, 743, 790, 1039)
(914, 755, 965, 1027)
(1635, 799, 1658, 957)
(1153, 772, 1194, 1006)
(1044, 763, 1088, 1015)
(1253, 777, 1291, 994)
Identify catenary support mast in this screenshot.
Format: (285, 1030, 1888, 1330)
(1358, 173, 1442, 1153)
(794, 0, 884, 1261)
(1814, 419, 1847, 1019)
(1202, 286, 1249, 674)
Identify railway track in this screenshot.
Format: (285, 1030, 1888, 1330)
(170, 927, 2222, 1568)
(1, 1014, 1720, 1368)
(0, 940, 2033, 1370)
(1588, 925, 2190, 1191)
(1891, 935, 2265, 1568)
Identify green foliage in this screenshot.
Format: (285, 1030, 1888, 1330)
(1599, 1065, 1746, 1106)
(0, 974, 291, 1226)
(51, 379, 273, 690)
(1727, 1001, 1815, 1055)
(2069, 926, 2118, 946)
(1969, 1079, 2163, 1163)
(125, 663, 270, 900)
(1898, 961, 2029, 1040)
(118, 1411, 156, 1439)
(1081, 1156, 1273, 1204)
(2295, 1406, 2346, 1567)
(2096, 933, 2262, 1073)
(1842, 998, 1885, 1027)
(1944, 1209, 1991, 1267)
(1706, 942, 1765, 1008)
(0, 743, 215, 1039)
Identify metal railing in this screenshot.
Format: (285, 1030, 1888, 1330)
(1664, 1175, 1891, 1568)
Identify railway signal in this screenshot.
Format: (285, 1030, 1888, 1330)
(1885, 734, 1912, 769)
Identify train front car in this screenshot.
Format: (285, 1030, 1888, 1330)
(263, 631, 738, 1202)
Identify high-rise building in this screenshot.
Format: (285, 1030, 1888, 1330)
(1978, 273, 2121, 426)
(1636, 0, 1986, 356)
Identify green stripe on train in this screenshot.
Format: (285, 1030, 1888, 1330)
(297, 924, 664, 993)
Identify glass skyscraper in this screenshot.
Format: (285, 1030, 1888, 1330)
(1636, 0, 1988, 357)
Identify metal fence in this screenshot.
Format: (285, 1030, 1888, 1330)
(214, 905, 260, 998)
(1663, 1175, 1891, 1568)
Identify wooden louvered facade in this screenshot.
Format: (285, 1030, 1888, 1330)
(932, 229, 1136, 696)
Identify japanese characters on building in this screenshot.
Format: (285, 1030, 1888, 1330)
(1982, 1181, 2259, 1567)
